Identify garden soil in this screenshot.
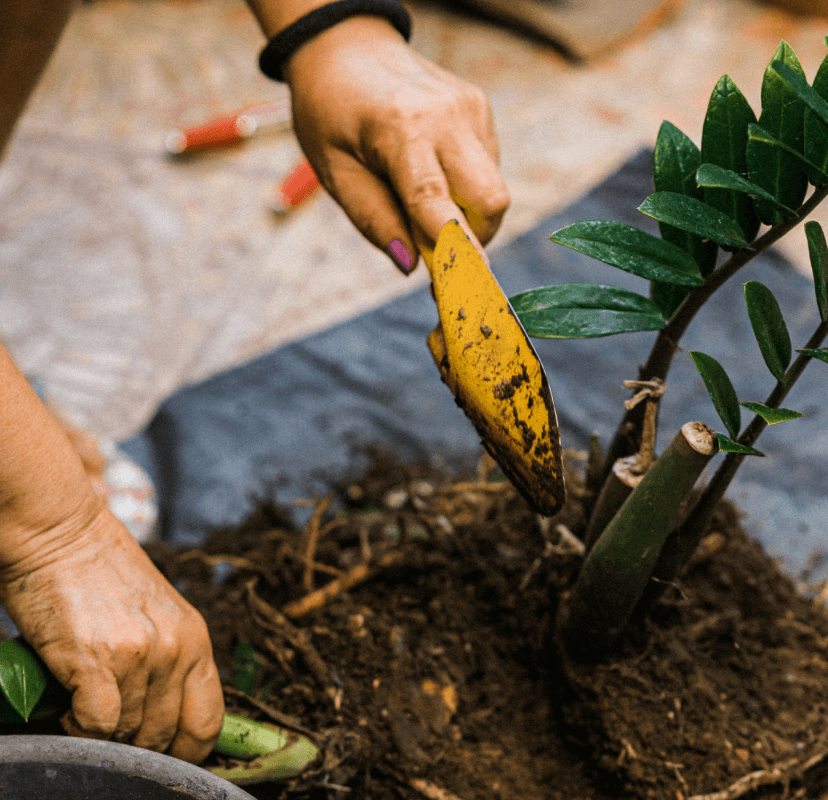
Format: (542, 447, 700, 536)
(144, 450, 828, 800)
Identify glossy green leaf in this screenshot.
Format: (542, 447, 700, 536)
(771, 58, 828, 128)
(654, 121, 703, 196)
(652, 122, 717, 313)
(747, 123, 828, 186)
(798, 348, 828, 364)
(638, 192, 747, 248)
(700, 74, 760, 243)
(510, 283, 665, 338)
(549, 221, 704, 286)
(744, 280, 791, 382)
(690, 350, 741, 439)
(0, 640, 48, 722)
(746, 43, 809, 225)
(805, 221, 828, 321)
(739, 401, 802, 424)
(804, 53, 828, 184)
(695, 163, 796, 215)
(715, 433, 765, 456)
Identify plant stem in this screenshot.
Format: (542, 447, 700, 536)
(582, 455, 641, 552)
(602, 183, 828, 479)
(642, 319, 828, 601)
(209, 713, 320, 785)
(562, 422, 718, 661)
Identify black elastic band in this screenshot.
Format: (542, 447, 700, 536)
(259, 0, 412, 82)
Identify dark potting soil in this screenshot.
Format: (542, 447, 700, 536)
(145, 451, 828, 800)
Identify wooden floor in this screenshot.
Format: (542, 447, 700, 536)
(1, 0, 828, 441)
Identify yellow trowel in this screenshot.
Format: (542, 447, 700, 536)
(423, 220, 566, 516)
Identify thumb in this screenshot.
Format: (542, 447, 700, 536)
(62, 671, 121, 739)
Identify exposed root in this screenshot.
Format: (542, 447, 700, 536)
(245, 578, 334, 696)
(281, 548, 404, 619)
(409, 777, 469, 800)
(687, 751, 828, 800)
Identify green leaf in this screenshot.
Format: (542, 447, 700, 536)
(690, 350, 741, 439)
(549, 221, 704, 286)
(739, 401, 802, 424)
(804, 53, 828, 184)
(0, 640, 48, 722)
(798, 347, 828, 364)
(744, 280, 791, 382)
(771, 58, 828, 128)
(747, 43, 809, 225)
(695, 163, 796, 215)
(654, 121, 703, 196)
(805, 221, 828, 321)
(652, 122, 717, 311)
(638, 192, 748, 249)
(715, 433, 765, 456)
(510, 283, 665, 338)
(233, 641, 264, 698)
(700, 74, 760, 243)
(747, 123, 828, 186)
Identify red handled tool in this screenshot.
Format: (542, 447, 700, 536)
(164, 100, 292, 155)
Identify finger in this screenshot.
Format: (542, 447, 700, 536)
(166, 657, 224, 764)
(323, 150, 420, 275)
(131, 671, 182, 754)
(441, 136, 510, 247)
(111, 663, 151, 742)
(385, 142, 487, 262)
(63, 670, 122, 739)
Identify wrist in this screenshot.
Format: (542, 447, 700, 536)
(257, 0, 412, 83)
(246, 0, 332, 38)
(0, 483, 106, 582)
(281, 14, 403, 87)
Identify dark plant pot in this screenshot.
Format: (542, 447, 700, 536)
(0, 735, 255, 800)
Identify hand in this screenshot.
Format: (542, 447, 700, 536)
(0, 503, 223, 764)
(284, 16, 510, 273)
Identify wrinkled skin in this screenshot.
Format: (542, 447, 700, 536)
(0, 505, 224, 761)
(0, 347, 224, 763)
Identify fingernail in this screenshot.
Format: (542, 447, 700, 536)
(388, 239, 413, 275)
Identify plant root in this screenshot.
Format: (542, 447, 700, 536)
(686, 750, 828, 800)
(222, 684, 315, 738)
(300, 495, 334, 591)
(409, 777, 469, 800)
(281, 549, 404, 619)
(244, 578, 335, 697)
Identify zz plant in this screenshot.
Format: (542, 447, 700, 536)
(509, 39, 828, 661)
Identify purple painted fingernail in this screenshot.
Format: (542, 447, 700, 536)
(388, 239, 413, 275)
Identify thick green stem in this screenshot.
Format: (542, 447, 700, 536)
(602, 183, 828, 479)
(642, 319, 828, 604)
(582, 456, 641, 552)
(562, 422, 718, 661)
(209, 713, 320, 785)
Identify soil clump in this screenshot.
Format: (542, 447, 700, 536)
(145, 451, 828, 800)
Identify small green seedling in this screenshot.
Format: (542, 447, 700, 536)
(509, 39, 828, 660)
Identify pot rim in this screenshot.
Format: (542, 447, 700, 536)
(0, 734, 255, 800)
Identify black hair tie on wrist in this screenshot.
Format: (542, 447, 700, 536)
(259, 0, 413, 82)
